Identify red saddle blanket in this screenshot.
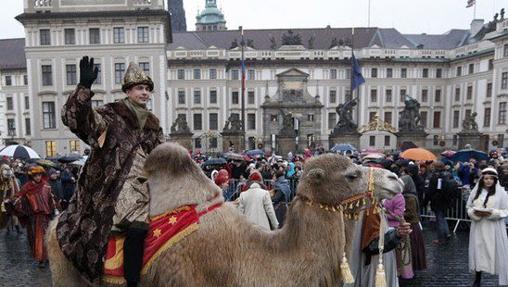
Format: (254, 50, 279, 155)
(103, 205, 200, 285)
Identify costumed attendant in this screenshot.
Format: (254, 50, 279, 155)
(467, 167, 508, 287)
(56, 56, 164, 287)
(0, 162, 21, 233)
(14, 166, 55, 268)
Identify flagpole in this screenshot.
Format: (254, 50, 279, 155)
(352, 27, 360, 129)
(474, 1, 477, 19)
(368, 0, 371, 27)
(240, 26, 246, 149)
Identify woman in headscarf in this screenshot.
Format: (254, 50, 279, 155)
(400, 166, 427, 272)
(467, 167, 508, 287)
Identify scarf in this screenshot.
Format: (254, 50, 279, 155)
(361, 204, 381, 250)
(122, 98, 150, 129)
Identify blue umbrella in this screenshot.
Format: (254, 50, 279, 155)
(450, 149, 489, 163)
(246, 149, 264, 157)
(331, 143, 357, 153)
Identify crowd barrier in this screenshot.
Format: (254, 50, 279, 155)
(225, 179, 506, 232)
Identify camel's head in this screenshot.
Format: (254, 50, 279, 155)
(144, 142, 222, 215)
(297, 154, 403, 207)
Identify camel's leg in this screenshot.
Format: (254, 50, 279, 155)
(46, 218, 87, 287)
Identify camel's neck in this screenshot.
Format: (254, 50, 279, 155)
(273, 198, 345, 258)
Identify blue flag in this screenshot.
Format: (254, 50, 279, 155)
(351, 52, 365, 91)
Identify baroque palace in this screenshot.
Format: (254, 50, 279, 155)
(1, 0, 508, 157)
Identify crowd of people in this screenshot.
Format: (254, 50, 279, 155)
(200, 146, 508, 286)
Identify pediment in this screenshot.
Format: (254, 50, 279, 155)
(276, 68, 309, 78)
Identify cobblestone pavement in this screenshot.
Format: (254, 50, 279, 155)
(0, 222, 504, 287)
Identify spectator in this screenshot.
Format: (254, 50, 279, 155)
(271, 169, 291, 226)
(426, 161, 458, 245)
(238, 171, 279, 231)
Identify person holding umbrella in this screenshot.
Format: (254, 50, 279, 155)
(56, 56, 164, 286)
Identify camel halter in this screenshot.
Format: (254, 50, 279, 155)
(297, 167, 384, 285)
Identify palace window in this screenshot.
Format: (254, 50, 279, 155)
(137, 27, 149, 43)
(64, 28, 75, 45)
(42, 102, 56, 129)
(40, 29, 50, 45)
(45, 141, 57, 158)
(89, 28, 100, 44)
(113, 27, 125, 44)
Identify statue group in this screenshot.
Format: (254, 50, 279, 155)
(462, 112, 479, 132)
(335, 97, 358, 132)
(223, 114, 243, 132)
(398, 95, 424, 132)
(170, 114, 191, 134)
(279, 109, 296, 137)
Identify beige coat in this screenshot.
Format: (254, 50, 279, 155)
(238, 183, 279, 230)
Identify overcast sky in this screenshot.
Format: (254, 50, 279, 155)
(1, 0, 508, 39)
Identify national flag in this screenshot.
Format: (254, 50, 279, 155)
(466, 0, 475, 8)
(351, 52, 365, 91)
(241, 58, 246, 89)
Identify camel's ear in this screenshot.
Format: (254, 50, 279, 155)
(306, 168, 325, 184)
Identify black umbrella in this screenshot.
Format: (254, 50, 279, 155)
(203, 158, 227, 166)
(57, 154, 83, 163)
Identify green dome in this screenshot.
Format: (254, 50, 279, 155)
(196, 0, 226, 25)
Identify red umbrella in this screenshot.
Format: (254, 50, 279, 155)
(440, 150, 456, 158)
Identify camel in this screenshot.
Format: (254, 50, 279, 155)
(47, 142, 403, 287)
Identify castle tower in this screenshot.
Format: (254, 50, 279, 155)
(195, 0, 227, 31)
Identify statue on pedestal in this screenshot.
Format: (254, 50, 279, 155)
(462, 112, 479, 132)
(170, 114, 191, 134)
(279, 110, 296, 137)
(398, 95, 424, 131)
(223, 114, 242, 132)
(335, 97, 358, 132)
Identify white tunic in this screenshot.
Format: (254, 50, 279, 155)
(467, 183, 508, 285)
(344, 210, 399, 287)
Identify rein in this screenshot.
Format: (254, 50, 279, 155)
(297, 167, 381, 219)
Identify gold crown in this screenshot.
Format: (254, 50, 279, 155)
(122, 62, 154, 93)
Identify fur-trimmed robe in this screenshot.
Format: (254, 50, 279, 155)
(56, 85, 164, 283)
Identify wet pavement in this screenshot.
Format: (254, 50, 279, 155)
(0, 221, 504, 287)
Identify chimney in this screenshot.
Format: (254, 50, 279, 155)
(470, 19, 484, 36)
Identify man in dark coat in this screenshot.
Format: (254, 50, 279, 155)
(56, 56, 164, 286)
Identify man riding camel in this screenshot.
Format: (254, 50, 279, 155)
(57, 56, 164, 286)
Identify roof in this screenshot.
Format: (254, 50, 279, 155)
(0, 38, 26, 71)
(169, 27, 477, 51)
(15, 9, 170, 22)
(169, 27, 379, 50)
(404, 29, 470, 49)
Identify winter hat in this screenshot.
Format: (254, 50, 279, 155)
(481, 167, 498, 178)
(28, 165, 45, 175)
(248, 170, 263, 182)
(48, 168, 58, 176)
(214, 169, 229, 186)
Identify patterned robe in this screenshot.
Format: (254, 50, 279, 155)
(56, 85, 164, 283)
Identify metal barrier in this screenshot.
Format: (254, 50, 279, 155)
(417, 186, 508, 233)
(224, 178, 298, 202)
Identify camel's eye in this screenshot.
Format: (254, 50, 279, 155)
(345, 172, 359, 181)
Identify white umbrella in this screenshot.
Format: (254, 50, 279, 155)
(70, 156, 88, 166)
(0, 144, 40, 160)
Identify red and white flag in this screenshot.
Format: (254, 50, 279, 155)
(466, 0, 476, 8)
